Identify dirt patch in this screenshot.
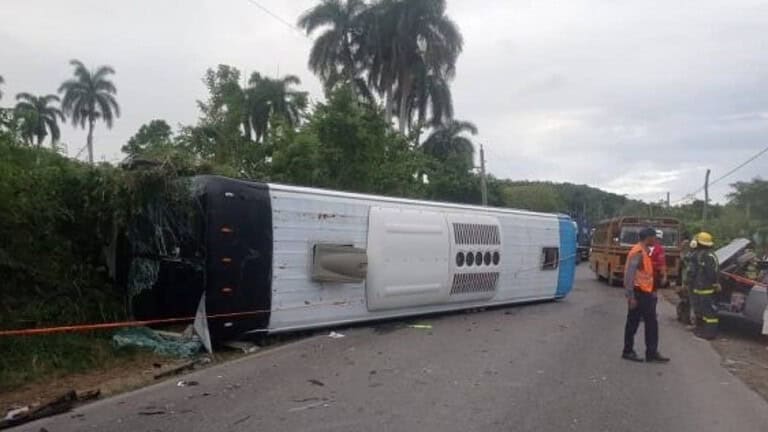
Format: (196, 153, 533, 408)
(712, 319, 768, 401)
(0, 350, 245, 415)
(661, 290, 768, 401)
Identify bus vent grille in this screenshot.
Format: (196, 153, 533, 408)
(450, 272, 500, 295)
(453, 223, 501, 245)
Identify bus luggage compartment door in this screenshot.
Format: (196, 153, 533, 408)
(366, 206, 451, 311)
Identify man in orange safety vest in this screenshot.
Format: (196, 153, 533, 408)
(622, 227, 670, 363)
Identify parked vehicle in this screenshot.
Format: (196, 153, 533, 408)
(590, 216, 683, 286)
(715, 238, 768, 326)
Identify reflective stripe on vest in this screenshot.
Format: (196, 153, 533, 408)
(693, 289, 715, 295)
(627, 243, 654, 293)
(702, 316, 720, 324)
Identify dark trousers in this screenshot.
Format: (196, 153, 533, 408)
(692, 290, 719, 340)
(623, 291, 659, 356)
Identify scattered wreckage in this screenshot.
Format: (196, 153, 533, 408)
(709, 238, 768, 332)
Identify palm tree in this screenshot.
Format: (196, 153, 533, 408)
(58, 59, 120, 164)
(421, 119, 477, 166)
(244, 73, 308, 142)
(398, 62, 453, 130)
(364, 0, 462, 133)
(298, 0, 370, 98)
(13, 93, 64, 148)
(0, 75, 4, 100)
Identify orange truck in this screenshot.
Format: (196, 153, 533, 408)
(590, 216, 683, 286)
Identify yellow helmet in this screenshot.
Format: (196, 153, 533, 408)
(696, 232, 714, 247)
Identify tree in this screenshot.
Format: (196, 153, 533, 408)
(421, 119, 476, 167)
(59, 60, 120, 164)
(0, 75, 4, 100)
(502, 184, 567, 213)
(122, 119, 173, 157)
(364, 0, 462, 133)
(729, 178, 768, 221)
(13, 93, 64, 148)
(272, 85, 423, 195)
(298, 0, 370, 98)
(245, 73, 308, 142)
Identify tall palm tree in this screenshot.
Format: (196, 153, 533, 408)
(58, 59, 120, 164)
(13, 93, 64, 148)
(244, 73, 308, 142)
(298, 0, 370, 98)
(398, 62, 453, 130)
(421, 119, 477, 166)
(364, 0, 462, 133)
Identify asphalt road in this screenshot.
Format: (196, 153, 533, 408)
(20, 267, 768, 431)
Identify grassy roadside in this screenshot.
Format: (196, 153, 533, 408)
(0, 334, 149, 393)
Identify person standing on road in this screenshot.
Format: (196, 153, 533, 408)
(676, 233, 694, 325)
(622, 227, 670, 363)
(689, 232, 720, 340)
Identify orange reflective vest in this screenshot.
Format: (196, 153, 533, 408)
(627, 243, 654, 293)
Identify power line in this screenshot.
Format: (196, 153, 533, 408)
(671, 144, 768, 205)
(243, 0, 313, 41)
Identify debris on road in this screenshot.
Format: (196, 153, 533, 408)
(176, 380, 199, 387)
(223, 340, 260, 353)
(307, 379, 325, 387)
(3, 406, 29, 421)
(327, 331, 345, 339)
(138, 409, 167, 416)
(153, 360, 197, 380)
(0, 390, 99, 429)
(408, 324, 433, 330)
(288, 400, 333, 413)
(113, 327, 203, 358)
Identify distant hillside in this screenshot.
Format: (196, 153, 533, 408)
(489, 178, 647, 226)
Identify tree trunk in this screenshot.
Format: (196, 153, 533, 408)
(384, 86, 394, 125)
(36, 133, 43, 149)
(87, 118, 95, 164)
(397, 74, 412, 135)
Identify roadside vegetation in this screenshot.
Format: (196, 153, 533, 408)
(0, 0, 766, 391)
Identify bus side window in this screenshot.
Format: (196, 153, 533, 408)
(542, 247, 559, 270)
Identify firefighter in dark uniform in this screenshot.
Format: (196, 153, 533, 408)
(689, 232, 720, 340)
(676, 233, 694, 325)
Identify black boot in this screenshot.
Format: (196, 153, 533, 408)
(646, 352, 670, 363)
(622, 351, 644, 362)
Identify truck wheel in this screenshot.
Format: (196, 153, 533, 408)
(607, 266, 615, 286)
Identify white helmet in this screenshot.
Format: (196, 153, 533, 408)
(655, 229, 663, 239)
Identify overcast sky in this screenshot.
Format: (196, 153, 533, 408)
(2, 0, 767, 203)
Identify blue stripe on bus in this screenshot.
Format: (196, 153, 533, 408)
(556, 216, 577, 298)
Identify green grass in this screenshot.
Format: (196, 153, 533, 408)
(0, 333, 143, 392)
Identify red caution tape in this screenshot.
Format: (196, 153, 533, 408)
(720, 271, 767, 288)
(0, 310, 270, 337)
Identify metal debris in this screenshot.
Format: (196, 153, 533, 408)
(408, 324, 433, 330)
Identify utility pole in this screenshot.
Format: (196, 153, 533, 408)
(666, 192, 670, 208)
(479, 143, 488, 206)
(703, 169, 711, 222)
